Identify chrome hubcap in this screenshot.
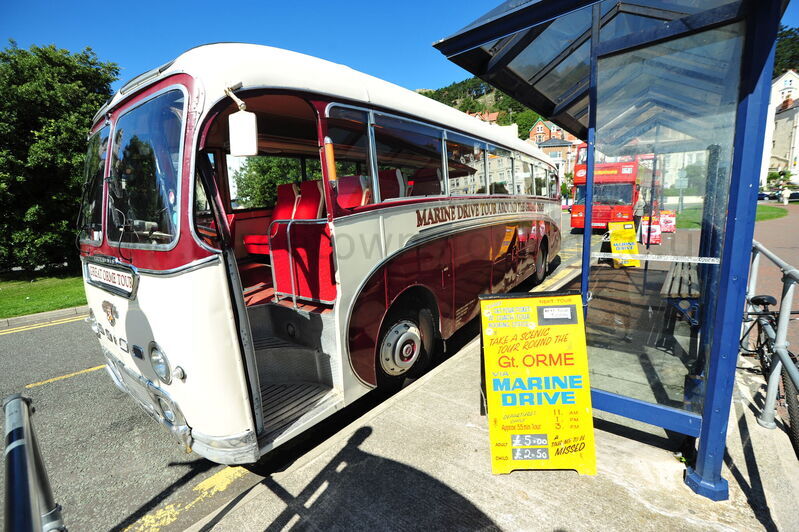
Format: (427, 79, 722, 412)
(380, 320, 422, 376)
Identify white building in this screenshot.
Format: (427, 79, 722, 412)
(760, 70, 799, 186)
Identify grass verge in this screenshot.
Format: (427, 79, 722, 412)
(676, 204, 788, 229)
(0, 272, 86, 319)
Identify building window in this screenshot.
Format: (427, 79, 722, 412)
(536, 125, 544, 133)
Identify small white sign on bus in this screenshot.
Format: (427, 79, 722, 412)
(86, 263, 135, 296)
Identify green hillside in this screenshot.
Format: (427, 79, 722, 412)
(420, 77, 543, 140)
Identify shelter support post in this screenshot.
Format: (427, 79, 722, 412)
(579, 3, 601, 312)
(684, 0, 781, 501)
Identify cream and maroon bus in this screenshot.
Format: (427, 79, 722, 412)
(78, 43, 561, 464)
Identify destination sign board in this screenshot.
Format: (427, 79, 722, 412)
(479, 291, 596, 475)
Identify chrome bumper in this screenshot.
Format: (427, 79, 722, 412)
(101, 348, 258, 464)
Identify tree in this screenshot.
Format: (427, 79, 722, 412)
(0, 41, 118, 272)
(457, 96, 486, 114)
(513, 109, 542, 140)
(234, 156, 321, 209)
(774, 25, 799, 77)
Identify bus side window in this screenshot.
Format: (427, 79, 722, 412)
(328, 107, 373, 211)
(373, 114, 443, 200)
(487, 145, 512, 195)
(513, 154, 533, 195)
(194, 169, 222, 248)
(447, 134, 485, 196)
(549, 170, 560, 199)
(534, 162, 547, 197)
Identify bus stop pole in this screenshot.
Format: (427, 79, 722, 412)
(580, 3, 601, 312)
(684, 0, 780, 500)
(3, 394, 64, 532)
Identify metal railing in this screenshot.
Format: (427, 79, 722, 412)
(3, 394, 65, 532)
(744, 240, 799, 428)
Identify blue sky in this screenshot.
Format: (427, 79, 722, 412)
(2, 1, 798, 93)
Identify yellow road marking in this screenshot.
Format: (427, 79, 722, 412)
(0, 315, 87, 336)
(125, 467, 248, 531)
(25, 365, 106, 389)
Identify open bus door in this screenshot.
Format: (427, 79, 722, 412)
(80, 81, 261, 464)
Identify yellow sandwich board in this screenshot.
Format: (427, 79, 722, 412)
(608, 221, 640, 268)
(479, 291, 596, 475)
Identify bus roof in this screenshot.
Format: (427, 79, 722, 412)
(97, 43, 552, 165)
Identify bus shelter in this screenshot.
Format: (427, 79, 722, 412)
(435, 0, 783, 500)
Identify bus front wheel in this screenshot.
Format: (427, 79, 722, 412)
(376, 304, 437, 390)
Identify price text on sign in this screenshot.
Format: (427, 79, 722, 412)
(480, 292, 596, 475)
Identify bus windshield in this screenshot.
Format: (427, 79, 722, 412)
(574, 183, 633, 205)
(107, 90, 185, 246)
(577, 146, 635, 165)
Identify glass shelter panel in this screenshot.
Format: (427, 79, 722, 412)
(582, 23, 745, 412)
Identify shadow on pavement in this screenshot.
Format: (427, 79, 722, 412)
(203, 427, 498, 531)
(110, 459, 217, 532)
(725, 399, 778, 532)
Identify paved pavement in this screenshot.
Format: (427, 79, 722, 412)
(187, 322, 799, 531)
(752, 201, 799, 348)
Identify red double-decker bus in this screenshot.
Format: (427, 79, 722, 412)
(570, 143, 639, 230)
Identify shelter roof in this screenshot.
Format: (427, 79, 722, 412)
(434, 0, 754, 155)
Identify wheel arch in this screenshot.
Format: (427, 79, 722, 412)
(382, 284, 442, 341)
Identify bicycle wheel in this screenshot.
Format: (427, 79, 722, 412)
(756, 321, 773, 375)
(783, 363, 799, 457)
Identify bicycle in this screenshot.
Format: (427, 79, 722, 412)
(739, 294, 799, 456)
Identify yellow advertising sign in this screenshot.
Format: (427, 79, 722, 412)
(480, 291, 596, 476)
(607, 221, 640, 268)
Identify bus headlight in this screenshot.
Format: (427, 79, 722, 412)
(148, 342, 172, 384)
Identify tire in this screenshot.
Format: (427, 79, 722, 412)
(534, 242, 548, 284)
(756, 322, 772, 376)
(376, 304, 438, 390)
(783, 363, 799, 457)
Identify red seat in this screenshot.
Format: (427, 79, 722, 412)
(295, 180, 324, 219)
(336, 175, 371, 209)
(411, 168, 442, 196)
(378, 169, 405, 201)
(272, 181, 335, 303)
(243, 183, 298, 256)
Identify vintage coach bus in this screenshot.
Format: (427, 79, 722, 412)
(77, 44, 561, 464)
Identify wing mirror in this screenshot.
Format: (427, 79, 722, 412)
(226, 85, 258, 157)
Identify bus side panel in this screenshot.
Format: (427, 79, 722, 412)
(451, 226, 493, 329)
(346, 272, 387, 387)
(338, 200, 560, 387)
(385, 238, 453, 329)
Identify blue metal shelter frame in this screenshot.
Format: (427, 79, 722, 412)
(435, 0, 783, 500)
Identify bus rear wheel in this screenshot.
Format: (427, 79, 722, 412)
(377, 305, 437, 390)
(534, 242, 549, 284)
